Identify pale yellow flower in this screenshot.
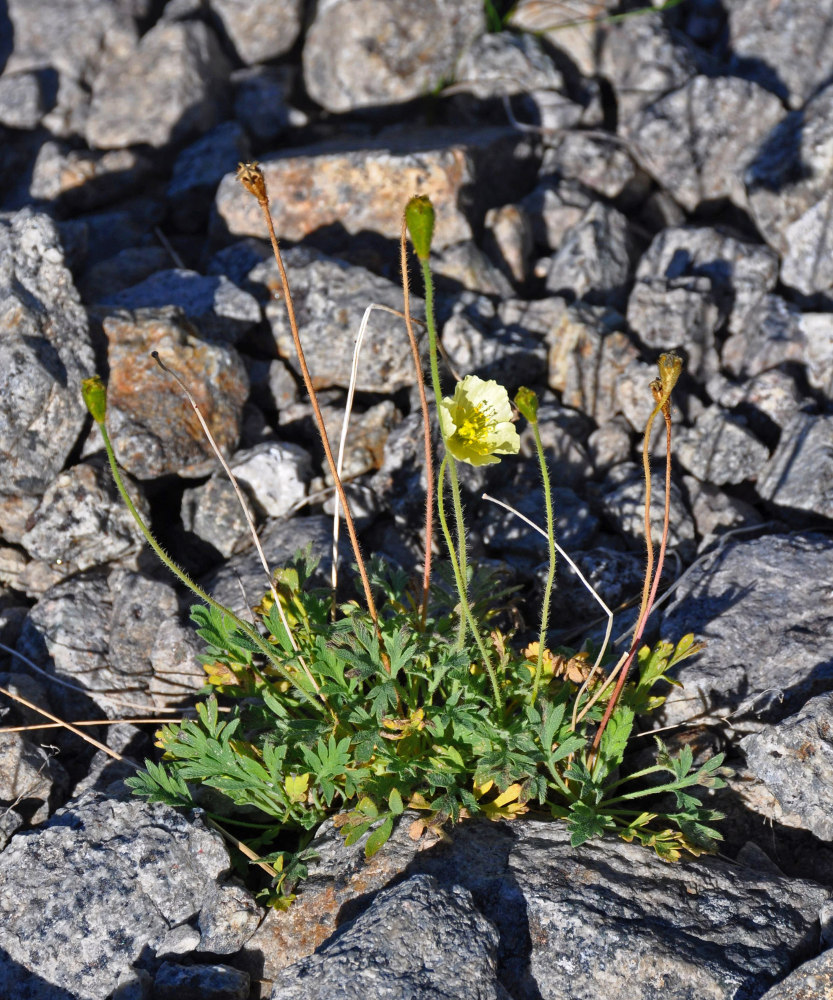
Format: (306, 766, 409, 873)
(439, 375, 520, 466)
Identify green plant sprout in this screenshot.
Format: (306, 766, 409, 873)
(82, 169, 726, 907)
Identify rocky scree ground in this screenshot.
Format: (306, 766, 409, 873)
(1, 0, 833, 997)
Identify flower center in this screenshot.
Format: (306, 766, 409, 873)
(455, 403, 494, 453)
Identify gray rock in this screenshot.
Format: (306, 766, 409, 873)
(155, 961, 249, 1000)
(302, 0, 485, 113)
(85, 20, 231, 149)
(599, 461, 695, 554)
(102, 269, 261, 345)
(506, 821, 828, 1000)
(0, 807, 23, 851)
(29, 141, 155, 211)
(0, 791, 230, 1000)
(182, 474, 255, 559)
(201, 515, 352, 618)
(156, 924, 202, 958)
(148, 618, 206, 709)
(556, 545, 647, 624)
(229, 440, 312, 517)
(270, 874, 508, 1000)
(254, 248, 421, 394)
(0, 672, 53, 729)
(232, 65, 299, 142)
(65, 196, 166, 269)
(153, 962, 250, 1000)
(661, 532, 833, 725)
(215, 128, 537, 250)
(545, 301, 641, 423)
(2, 0, 138, 137)
(0, 71, 46, 129)
(543, 202, 632, 308)
(710, 367, 807, 435)
(515, 400, 593, 490)
(683, 475, 763, 546)
(625, 75, 784, 213)
(482, 203, 533, 286)
(520, 179, 593, 252)
(483, 481, 598, 561)
(441, 293, 547, 390)
(587, 417, 633, 475)
(799, 312, 833, 396)
(675, 407, 770, 486)
(540, 132, 648, 202)
(742, 693, 833, 842)
(197, 880, 261, 954)
(16, 568, 181, 717)
(508, 0, 605, 78)
(746, 83, 833, 296)
(599, 11, 697, 122)
(80, 246, 173, 303)
(18, 458, 148, 594)
(431, 241, 515, 298)
(627, 273, 721, 381)
(756, 947, 833, 1000)
(758, 413, 833, 520)
(452, 30, 564, 100)
(0, 209, 95, 497)
(208, 0, 303, 64)
(312, 400, 400, 485)
(628, 226, 779, 339)
(728, 0, 833, 109)
(100, 306, 249, 479)
(167, 122, 250, 232)
(450, 29, 584, 132)
(721, 295, 805, 380)
(0, 733, 68, 824)
(248, 814, 831, 1000)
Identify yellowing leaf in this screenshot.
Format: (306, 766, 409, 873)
(493, 783, 523, 808)
(284, 772, 310, 803)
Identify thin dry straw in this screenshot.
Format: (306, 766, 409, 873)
(0, 641, 184, 713)
(0, 682, 127, 762)
(149, 353, 331, 706)
(330, 302, 419, 594)
(480, 492, 614, 676)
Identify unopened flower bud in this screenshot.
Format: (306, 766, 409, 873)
(405, 195, 435, 261)
(81, 375, 107, 424)
(514, 386, 539, 424)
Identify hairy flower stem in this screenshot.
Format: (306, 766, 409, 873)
(529, 418, 557, 704)
(236, 163, 386, 667)
(82, 380, 321, 709)
(590, 355, 681, 759)
(418, 256, 471, 642)
(399, 219, 434, 627)
(438, 456, 503, 708)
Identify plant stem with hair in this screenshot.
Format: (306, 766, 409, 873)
(399, 217, 434, 626)
(589, 354, 682, 761)
(236, 163, 386, 667)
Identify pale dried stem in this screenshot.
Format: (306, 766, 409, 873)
(151, 355, 297, 648)
(481, 492, 613, 698)
(0, 641, 181, 713)
(331, 302, 414, 594)
(0, 683, 128, 763)
(0, 717, 194, 734)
